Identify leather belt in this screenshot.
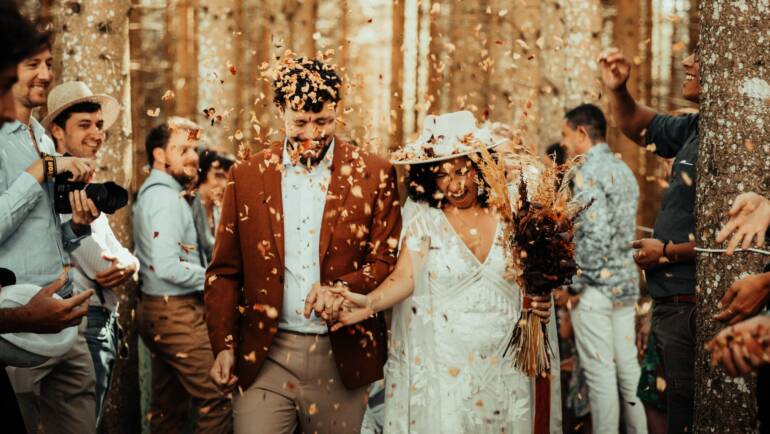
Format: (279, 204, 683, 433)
(654, 294, 697, 304)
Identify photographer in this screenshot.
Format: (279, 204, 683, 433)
(0, 32, 101, 434)
(45, 80, 137, 429)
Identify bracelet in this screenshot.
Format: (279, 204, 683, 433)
(42, 154, 56, 180)
(662, 240, 671, 259)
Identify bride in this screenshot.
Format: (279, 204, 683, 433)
(325, 111, 561, 434)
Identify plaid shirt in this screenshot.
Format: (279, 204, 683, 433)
(572, 143, 640, 306)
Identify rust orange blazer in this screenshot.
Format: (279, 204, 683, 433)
(204, 139, 402, 390)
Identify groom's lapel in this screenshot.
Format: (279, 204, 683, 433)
(261, 141, 285, 266)
(319, 139, 355, 265)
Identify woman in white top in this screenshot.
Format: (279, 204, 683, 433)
(329, 111, 562, 434)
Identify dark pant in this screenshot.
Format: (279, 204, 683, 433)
(84, 305, 119, 428)
(1, 365, 26, 434)
(651, 300, 695, 434)
(137, 294, 232, 434)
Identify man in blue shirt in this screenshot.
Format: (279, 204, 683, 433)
(133, 117, 231, 433)
(1, 28, 103, 434)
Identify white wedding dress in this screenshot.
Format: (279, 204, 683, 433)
(382, 198, 561, 434)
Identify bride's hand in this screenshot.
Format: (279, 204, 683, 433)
(329, 285, 369, 308)
(330, 300, 375, 332)
(531, 295, 552, 324)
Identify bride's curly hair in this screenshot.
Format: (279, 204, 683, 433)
(405, 155, 492, 208)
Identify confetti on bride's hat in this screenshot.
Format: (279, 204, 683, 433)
(391, 110, 503, 165)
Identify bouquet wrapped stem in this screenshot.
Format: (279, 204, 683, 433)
(508, 296, 555, 377)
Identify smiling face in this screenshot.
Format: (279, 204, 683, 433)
(13, 48, 52, 110)
(153, 128, 200, 186)
(682, 52, 701, 103)
(435, 157, 481, 209)
(52, 110, 105, 158)
(282, 102, 336, 163)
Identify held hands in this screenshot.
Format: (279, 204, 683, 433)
(632, 238, 666, 270)
(714, 272, 770, 325)
(304, 283, 375, 331)
(597, 48, 632, 91)
(210, 349, 238, 389)
(716, 192, 770, 255)
(304, 282, 349, 325)
(707, 315, 770, 377)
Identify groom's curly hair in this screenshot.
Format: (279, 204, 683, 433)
(405, 156, 491, 208)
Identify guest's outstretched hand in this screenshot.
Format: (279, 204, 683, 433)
(707, 315, 770, 377)
(714, 272, 770, 325)
(716, 192, 770, 255)
(598, 48, 632, 91)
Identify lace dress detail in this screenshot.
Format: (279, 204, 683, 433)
(383, 199, 561, 434)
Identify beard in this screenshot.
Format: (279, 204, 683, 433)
(287, 135, 333, 166)
(167, 164, 198, 187)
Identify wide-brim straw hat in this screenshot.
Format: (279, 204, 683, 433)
(41, 81, 120, 132)
(391, 110, 503, 165)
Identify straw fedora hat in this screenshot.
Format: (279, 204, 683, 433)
(391, 110, 503, 165)
(41, 81, 120, 132)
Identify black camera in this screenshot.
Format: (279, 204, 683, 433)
(53, 172, 129, 215)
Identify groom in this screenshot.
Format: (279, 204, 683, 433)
(205, 57, 401, 434)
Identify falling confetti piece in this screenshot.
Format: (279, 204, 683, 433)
(147, 108, 160, 117)
(448, 367, 460, 377)
(308, 403, 319, 415)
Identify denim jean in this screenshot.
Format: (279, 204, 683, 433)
(651, 300, 696, 434)
(84, 305, 119, 427)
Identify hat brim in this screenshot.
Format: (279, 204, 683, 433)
(390, 140, 504, 166)
(41, 94, 121, 133)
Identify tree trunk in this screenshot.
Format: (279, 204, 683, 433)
(562, 0, 602, 109)
(197, 0, 239, 152)
(389, 0, 405, 151)
(693, 1, 768, 432)
(50, 1, 140, 433)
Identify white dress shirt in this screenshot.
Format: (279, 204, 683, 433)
(279, 139, 334, 334)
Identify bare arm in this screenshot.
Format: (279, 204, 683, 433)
(329, 246, 416, 330)
(599, 49, 657, 145)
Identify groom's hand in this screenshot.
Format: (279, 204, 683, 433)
(304, 283, 345, 324)
(210, 349, 238, 390)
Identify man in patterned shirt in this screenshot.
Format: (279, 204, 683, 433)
(561, 104, 647, 434)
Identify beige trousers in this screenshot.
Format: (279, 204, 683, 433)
(137, 294, 233, 434)
(6, 322, 97, 434)
(233, 331, 368, 434)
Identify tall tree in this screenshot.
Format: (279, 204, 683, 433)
(389, 0, 405, 151)
(50, 1, 140, 433)
(562, 0, 602, 109)
(197, 1, 240, 152)
(694, 1, 769, 432)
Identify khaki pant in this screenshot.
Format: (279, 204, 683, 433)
(137, 294, 232, 434)
(6, 324, 96, 434)
(233, 331, 368, 434)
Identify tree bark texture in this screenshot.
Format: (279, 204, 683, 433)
(197, 1, 239, 152)
(51, 1, 140, 433)
(694, 1, 769, 432)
